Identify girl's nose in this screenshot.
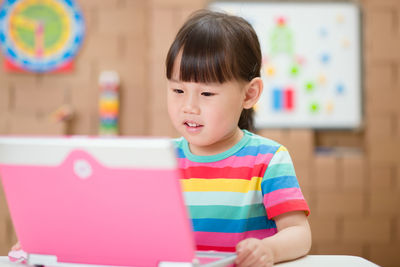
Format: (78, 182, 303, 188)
(182, 95, 200, 114)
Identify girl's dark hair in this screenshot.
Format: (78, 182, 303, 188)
(165, 9, 262, 131)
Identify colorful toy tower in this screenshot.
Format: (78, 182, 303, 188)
(99, 71, 120, 136)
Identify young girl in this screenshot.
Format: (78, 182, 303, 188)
(166, 10, 311, 267)
(10, 9, 311, 267)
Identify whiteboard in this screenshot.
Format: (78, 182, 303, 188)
(209, 2, 362, 129)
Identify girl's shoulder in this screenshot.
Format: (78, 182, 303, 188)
(242, 130, 284, 150)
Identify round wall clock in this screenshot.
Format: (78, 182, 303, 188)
(0, 0, 85, 72)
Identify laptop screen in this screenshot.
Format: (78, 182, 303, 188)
(0, 137, 197, 266)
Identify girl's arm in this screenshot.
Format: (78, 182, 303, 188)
(235, 211, 311, 267)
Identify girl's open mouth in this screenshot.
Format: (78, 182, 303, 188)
(185, 122, 201, 127)
(184, 121, 203, 132)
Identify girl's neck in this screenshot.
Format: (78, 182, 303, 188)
(188, 128, 244, 156)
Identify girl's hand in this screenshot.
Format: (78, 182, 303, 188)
(235, 238, 274, 267)
(11, 242, 21, 251)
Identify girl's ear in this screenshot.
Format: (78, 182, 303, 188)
(243, 77, 263, 109)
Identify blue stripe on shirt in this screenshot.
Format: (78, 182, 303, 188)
(261, 176, 300, 194)
(175, 147, 185, 158)
(235, 145, 280, 157)
(192, 216, 276, 233)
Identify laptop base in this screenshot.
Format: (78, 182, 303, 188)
(27, 252, 236, 267)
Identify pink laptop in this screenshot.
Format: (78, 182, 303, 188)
(0, 136, 236, 267)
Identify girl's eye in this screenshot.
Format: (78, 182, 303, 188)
(173, 89, 184, 94)
(201, 92, 215, 96)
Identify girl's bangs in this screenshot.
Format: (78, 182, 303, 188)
(178, 42, 234, 84)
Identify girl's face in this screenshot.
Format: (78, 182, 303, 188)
(167, 56, 247, 156)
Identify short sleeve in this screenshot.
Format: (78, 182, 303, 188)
(261, 145, 310, 219)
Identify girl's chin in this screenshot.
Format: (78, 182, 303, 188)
(183, 135, 212, 147)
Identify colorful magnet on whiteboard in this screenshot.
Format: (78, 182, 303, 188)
(305, 81, 315, 92)
(321, 53, 330, 64)
(276, 16, 287, 26)
(318, 74, 327, 85)
(284, 87, 294, 111)
(290, 64, 300, 76)
(272, 87, 283, 111)
(336, 14, 345, 24)
(309, 102, 320, 113)
(265, 65, 276, 77)
(336, 83, 345, 94)
(326, 101, 334, 113)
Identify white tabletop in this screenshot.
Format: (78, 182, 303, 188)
(0, 255, 380, 267)
(274, 255, 380, 267)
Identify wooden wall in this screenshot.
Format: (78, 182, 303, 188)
(0, 0, 399, 266)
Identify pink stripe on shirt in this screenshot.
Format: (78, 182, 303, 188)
(193, 228, 277, 248)
(178, 154, 273, 169)
(263, 187, 304, 208)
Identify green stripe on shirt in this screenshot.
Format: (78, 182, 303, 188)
(188, 203, 267, 220)
(264, 163, 296, 180)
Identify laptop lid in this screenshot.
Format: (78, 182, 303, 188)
(0, 136, 201, 267)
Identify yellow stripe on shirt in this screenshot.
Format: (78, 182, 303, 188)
(276, 146, 288, 153)
(181, 176, 263, 193)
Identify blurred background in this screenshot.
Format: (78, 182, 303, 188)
(0, 0, 399, 266)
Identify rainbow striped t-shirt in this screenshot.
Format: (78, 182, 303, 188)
(174, 130, 310, 252)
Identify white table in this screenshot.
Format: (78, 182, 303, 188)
(275, 255, 380, 267)
(0, 255, 380, 267)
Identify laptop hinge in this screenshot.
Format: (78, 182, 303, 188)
(28, 254, 58, 266)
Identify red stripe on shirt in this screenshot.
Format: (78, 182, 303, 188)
(180, 164, 268, 179)
(266, 199, 310, 219)
(196, 245, 236, 252)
